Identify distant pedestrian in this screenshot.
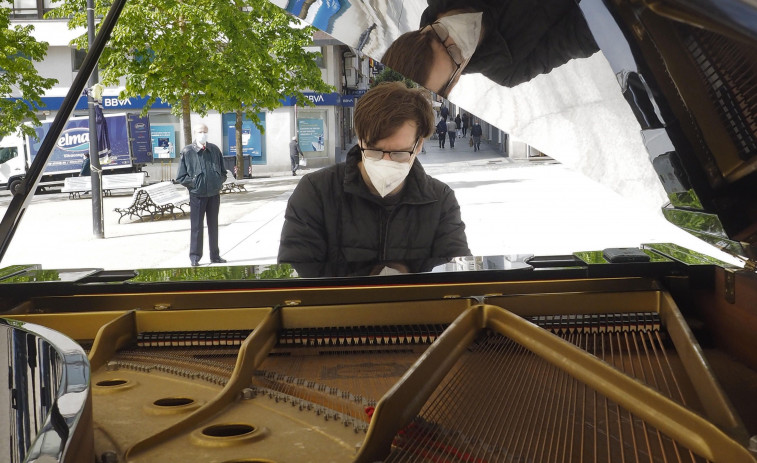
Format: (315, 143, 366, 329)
(455, 114, 462, 137)
(289, 136, 303, 176)
(79, 153, 91, 176)
(440, 104, 449, 120)
(176, 122, 227, 267)
(436, 118, 448, 148)
(461, 113, 469, 137)
(446, 119, 457, 148)
(471, 120, 483, 152)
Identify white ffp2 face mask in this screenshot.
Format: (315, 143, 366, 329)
(435, 12, 483, 61)
(195, 132, 208, 145)
(362, 155, 415, 197)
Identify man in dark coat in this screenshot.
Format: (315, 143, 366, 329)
(289, 136, 303, 176)
(278, 82, 470, 271)
(176, 122, 228, 267)
(382, 0, 599, 94)
(470, 119, 483, 151)
(436, 118, 448, 148)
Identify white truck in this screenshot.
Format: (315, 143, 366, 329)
(0, 112, 152, 194)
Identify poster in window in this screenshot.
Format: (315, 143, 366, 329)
(150, 125, 175, 159)
(297, 119, 325, 152)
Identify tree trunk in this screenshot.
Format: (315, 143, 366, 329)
(235, 110, 244, 179)
(182, 93, 192, 146)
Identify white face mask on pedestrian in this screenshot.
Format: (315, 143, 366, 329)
(362, 154, 415, 197)
(195, 132, 208, 146)
(435, 12, 483, 61)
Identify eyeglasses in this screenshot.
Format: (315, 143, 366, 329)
(360, 138, 420, 162)
(429, 22, 467, 97)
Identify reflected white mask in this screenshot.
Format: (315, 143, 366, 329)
(362, 155, 415, 197)
(435, 12, 483, 61)
(195, 132, 208, 145)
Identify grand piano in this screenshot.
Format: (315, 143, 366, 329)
(2, 0, 756, 462)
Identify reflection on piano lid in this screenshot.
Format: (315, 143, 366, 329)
(277, 0, 757, 265)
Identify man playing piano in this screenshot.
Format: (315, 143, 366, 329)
(278, 82, 470, 271)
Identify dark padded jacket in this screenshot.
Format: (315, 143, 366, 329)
(420, 0, 599, 87)
(278, 145, 470, 266)
(176, 142, 227, 197)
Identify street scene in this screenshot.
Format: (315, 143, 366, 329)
(0, 137, 738, 271)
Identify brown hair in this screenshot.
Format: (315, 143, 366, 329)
(354, 82, 435, 146)
(381, 30, 436, 91)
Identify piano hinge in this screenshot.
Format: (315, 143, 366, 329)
(724, 269, 736, 304)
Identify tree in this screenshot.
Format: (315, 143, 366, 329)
(48, 0, 332, 176)
(0, 7, 57, 139)
(206, 2, 333, 177)
(371, 67, 416, 89)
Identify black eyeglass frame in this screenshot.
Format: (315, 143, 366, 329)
(359, 137, 421, 162)
(429, 22, 469, 97)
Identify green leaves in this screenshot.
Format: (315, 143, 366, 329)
(1, 7, 57, 139)
(47, 0, 333, 131)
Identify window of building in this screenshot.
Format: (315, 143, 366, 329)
(304, 46, 325, 69)
(7, 0, 55, 18)
(72, 48, 87, 72)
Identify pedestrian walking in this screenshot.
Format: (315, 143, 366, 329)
(461, 113, 469, 137)
(436, 118, 448, 148)
(471, 119, 483, 152)
(440, 104, 449, 120)
(176, 122, 228, 267)
(455, 114, 462, 137)
(289, 136, 304, 176)
(446, 118, 457, 148)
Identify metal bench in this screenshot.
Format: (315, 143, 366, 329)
(62, 172, 147, 199)
(221, 172, 246, 194)
(113, 181, 190, 223)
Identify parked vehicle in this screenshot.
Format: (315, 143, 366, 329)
(0, 112, 152, 194)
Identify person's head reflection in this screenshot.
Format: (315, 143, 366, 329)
(383, 10, 483, 97)
(382, 1, 599, 93)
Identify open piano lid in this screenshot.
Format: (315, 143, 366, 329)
(2, 2, 757, 462)
(270, 0, 757, 266)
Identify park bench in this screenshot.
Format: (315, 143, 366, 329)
(113, 181, 190, 223)
(62, 172, 147, 199)
(61, 176, 92, 199)
(221, 172, 246, 194)
(103, 172, 147, 194)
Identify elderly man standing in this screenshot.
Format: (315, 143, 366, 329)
(176, 122, 227, 267)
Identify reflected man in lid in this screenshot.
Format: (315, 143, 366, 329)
(278, 82, 470, 269)
(382, 0, 598, 96)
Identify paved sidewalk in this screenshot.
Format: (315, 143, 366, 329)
(0, 136, 741, 270)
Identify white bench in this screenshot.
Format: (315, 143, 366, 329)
(61, 177, 92, 199)
(103, 172, 147, 193)
(114, 181, 189, 222)
(62, 172, 147, 199)
(221, 172, 246, 194)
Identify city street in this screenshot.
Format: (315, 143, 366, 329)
(0, 136, 742, 270)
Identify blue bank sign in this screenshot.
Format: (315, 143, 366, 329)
(17, 95, 172, 111)
(281, 92, 341, 106)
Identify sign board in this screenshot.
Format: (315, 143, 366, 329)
(226, 121, 262, 158)
(151, 125, 175, 159)
(297, 119, 325, 152)
(129, 115, 152, 163)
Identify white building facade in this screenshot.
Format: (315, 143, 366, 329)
(6, 7, 377, 180)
